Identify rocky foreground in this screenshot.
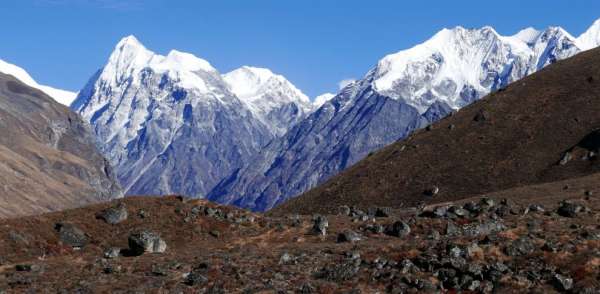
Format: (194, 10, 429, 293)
(0, 192, 598, 293)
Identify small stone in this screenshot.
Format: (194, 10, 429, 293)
(15, 264, 39, 272)
(505, 237, 535, 256)
(424, 186, 439, 196)
(385, 221, 411, 238)
(103, 247, 121, 259)
(312, 215, 329, 236)
(337, 230, 362, 243)
(473, 110, 489, 122)
(96, 203, 128, 225)
(128, 231, 167, 255)
(585, 190, 593, 196)
(209, 230, 221, 238)
(184, 263, 210, 286)
(374, 207, 391, 217)
(279, 252, 294, 265)
(559, 151, 572, 165)
(448, 124, 455, 130)
(552, 274, 573, 291)
(138, 209, 148, 219)
(338, 205, 351, 216)
(55, 223, 88, 249)
(557, 201, 584, 217)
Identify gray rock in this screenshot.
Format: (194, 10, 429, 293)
(96, 203, 128, 224)
(103, 247, 121, 259)
(184, 263, 210, 286)
(385, 221, 411, 237)
(55, 223, 88, 248)
(559, 151, 572, 165)
(128, 231, 167, 255)
(337, 230, 362, 243)
(557, 201, 584, 217)
(552, 274, 573, 291)
(312, 215, 329, 236)
(338, 205, 351, 216)
(505, 237, 535, 256)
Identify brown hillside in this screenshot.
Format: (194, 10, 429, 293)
(272, 47, 600, 215)
(0, 73, 122, 218)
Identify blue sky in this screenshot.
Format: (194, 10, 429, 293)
(0, 0, 599, 98)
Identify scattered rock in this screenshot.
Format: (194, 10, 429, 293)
(557, 201, 584, 217)
(184, 263, 210, 286)
(55, 223, 88, 249)
(337, 230, 362, 243)
(552, 274, 573, 291)
(103, 247, 121, 259)
(559, 151, 572, 165)
(128, 231, 167, 255)
(338, 205, 351, 216)
(312, 215, 329, 236)
(505, 237, 535, 256)
(96, 203, 128, 225)
(424, 186, 439, 197)
(473, 110, 489, 122)
(385, 221, 411, 238)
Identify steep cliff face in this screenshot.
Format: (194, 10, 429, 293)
(71, 36, 274, 197)
(0, 72, 122, 218)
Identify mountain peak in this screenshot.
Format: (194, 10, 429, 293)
(512, 27, 541, 44)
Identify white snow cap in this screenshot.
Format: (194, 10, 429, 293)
(101, 35, 217, 91)
(313, 93, 335, 107)
(577, 18, 600, 50)
(223, 66, 310, 103)
(0, 59, 77, 105)
(512, 27, 542, 44)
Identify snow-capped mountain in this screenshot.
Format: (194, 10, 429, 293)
(71, 36, 275, 197)
(223, 66, 313, 136)
(313, 93, 335, 107)
(208, 19, 600, 211)
(0, 59, 77, 105)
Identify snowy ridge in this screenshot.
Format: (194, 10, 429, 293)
(577, 19, 600, 50)
(223, 66, 313, 135)
(0, 59, 77, 105)
(313, 93, 336, 107)
(208, 18, 600, 212)
(371, 24, 583, 113)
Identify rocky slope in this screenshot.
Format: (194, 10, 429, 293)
(272, 45, 600, 216)
(0, 186, 598, 292)
(209, 20, 600, 212)
(0, 72, 122, 218)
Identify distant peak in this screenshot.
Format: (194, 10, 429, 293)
(115, 35, 145, 51)
(512, 27, 541, 44)
(313, 93, 336, 107)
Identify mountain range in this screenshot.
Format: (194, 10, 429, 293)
(2, 20, 600, 213)
(208, 20, 600, 211)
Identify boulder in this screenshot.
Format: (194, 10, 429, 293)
(96, 203, 128, 225)
(55, 223, 88, 248)
(128, 231, 167, 255)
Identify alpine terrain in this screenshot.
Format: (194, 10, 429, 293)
(71, 36, 312, 198)
(209, 19, 600, 212)
(0, 72, 122, 218)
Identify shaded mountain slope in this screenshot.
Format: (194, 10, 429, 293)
(0, 73, 122, 218)
(272, 46, 600, 215)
